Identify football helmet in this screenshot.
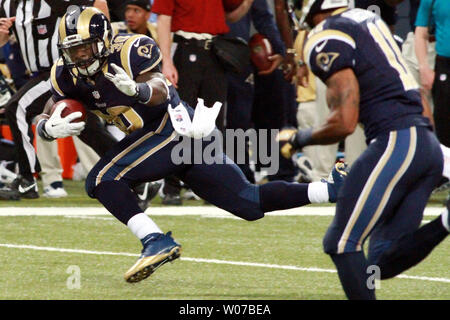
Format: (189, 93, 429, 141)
(299, 0, 348, 28)
(58, 6, 112, 77)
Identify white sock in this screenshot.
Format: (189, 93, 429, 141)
(307, 181, 329, 203)
(127, 213, 163, 240)
(441, 209, 450, 232)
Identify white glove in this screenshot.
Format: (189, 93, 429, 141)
(191, 98, 222, 139)
(45, 103, 85, 138)
(104, 63, 137, 97)
(168, 98, 222, 139)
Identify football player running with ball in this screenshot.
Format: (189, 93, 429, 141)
(35, 6, 347, 283)
(278, 0, 449, 299)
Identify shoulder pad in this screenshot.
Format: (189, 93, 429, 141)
(111, 35, 162, 79)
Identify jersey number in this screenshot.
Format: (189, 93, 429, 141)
(93, 106, 144, 134)
(367, 20, 418, 91)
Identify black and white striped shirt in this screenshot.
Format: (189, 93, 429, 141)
(0, 0, 94, 73)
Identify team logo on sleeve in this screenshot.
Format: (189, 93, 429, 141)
(137, 44, 154, 59)
(316, 52, 340, 72)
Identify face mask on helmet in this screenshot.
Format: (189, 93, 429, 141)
(60, 35, 107, 77)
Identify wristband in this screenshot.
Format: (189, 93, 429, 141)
(293, 128, 313, 149)
(134, 82, 153, 104)
(37, 119, 55, 142)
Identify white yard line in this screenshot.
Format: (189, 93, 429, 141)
(0, 243, 448, 284)
(0, 206, 444, 217)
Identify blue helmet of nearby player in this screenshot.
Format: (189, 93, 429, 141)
(58, 6, 112, 77)
(299, 0, 349, 28)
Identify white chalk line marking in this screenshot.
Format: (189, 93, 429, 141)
(0, 206, 444, 217)
(0, 243, 448, 284)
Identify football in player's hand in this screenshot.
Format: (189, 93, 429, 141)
(223, 0, 243, 12)
(50, 99, 87, 123)
(249, 33, 273, 72)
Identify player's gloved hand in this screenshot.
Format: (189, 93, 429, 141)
(168, 98, 222, 139)
(277, 127, 313, 159)
(104, 63, 137, 97)
(191, 98, 222, 139)
(45, 104, 85, 138)
(105, 63, 153, 103)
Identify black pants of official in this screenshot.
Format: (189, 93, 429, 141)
(164, 37, 228, 196)
(4, 71, 117, 178)
(252, 69, 299, 182)
(432, 55, 450, 148)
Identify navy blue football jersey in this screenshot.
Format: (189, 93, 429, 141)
(50, 34, 182, 134)
(303, 8, 430, 141)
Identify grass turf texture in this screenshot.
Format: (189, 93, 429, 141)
(0, 180, 448, 299)
(0, 197, 448, 299)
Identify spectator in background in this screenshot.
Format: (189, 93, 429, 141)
(273, 0, 297, 82)
(401, 0, 435, 122)
(152, 0, 253, 205)
(111, 0, 157, 40)
(415, 0, 450, 148)
(225, 0, 286, 183)
(251, 0, 298, 183)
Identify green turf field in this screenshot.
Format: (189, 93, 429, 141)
(0, 180, 448, 300)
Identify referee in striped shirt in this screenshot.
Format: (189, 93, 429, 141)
(0, 0, 116, 198)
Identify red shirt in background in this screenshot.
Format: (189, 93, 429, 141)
(152, 0, 229, 35)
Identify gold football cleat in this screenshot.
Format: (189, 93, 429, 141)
(124, 232, 181, 283)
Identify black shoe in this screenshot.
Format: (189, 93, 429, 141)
(0, 182, 20, 200)
(134, 181, 162, 211)
(11, 176, 39, 199)
(162, 193, 182, 205)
